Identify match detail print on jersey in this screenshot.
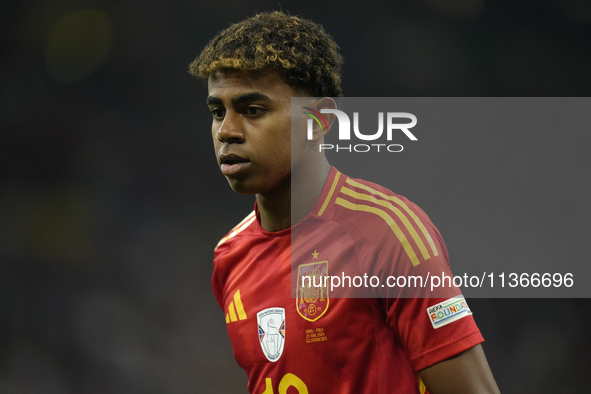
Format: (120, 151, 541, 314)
(257, 307, 286, 362)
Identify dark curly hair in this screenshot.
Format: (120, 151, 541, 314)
(189, 11, 343, 97)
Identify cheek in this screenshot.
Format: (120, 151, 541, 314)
(212, 133, 223, 156)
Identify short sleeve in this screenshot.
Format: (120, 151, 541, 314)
(356, 198, 485, 371)
(377, 209, 484, 371)
(383, 295, 484, 371)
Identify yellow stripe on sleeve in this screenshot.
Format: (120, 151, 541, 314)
(318, 171, 341, 216)
(340, 186, 431, 261)
(345, 177, 439, 257)
(215, 212, 257, 250)
(335, 197, 421, 266)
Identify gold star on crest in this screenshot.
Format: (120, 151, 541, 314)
(311, 250, 319, 259)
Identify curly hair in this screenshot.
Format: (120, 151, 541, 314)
(189, 11, 343, 97)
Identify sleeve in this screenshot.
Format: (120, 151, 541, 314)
(211, 245, 229, 311)
(365, 199, 484, 371)
(383, 296, 484, 371)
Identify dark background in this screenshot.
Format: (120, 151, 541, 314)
(2, 0, 590, 393)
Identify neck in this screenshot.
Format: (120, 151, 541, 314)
(256, 158, 331, 232)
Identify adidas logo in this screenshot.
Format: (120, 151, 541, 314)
(226, 289, 247, 323)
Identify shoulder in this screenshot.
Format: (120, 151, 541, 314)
(318, 170, 443, 267)
(214, 210, 258, 255)
(319, 170, 432, 230)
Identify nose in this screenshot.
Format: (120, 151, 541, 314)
(215, 111, 244, 144)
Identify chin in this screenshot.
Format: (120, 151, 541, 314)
(226, 178, 259, 195)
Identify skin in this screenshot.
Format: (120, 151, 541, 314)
(207, 69, 333, 232)
(420, 344, 501, 394)
(206, 68, 501, 394)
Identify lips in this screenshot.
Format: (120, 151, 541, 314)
(219, 153, 251, 176)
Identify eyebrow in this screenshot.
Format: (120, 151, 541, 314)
(206, 92, 271, 107)
(206, 96, 222, 106)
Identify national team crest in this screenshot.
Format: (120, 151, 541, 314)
(256, 307, 286, 362)
(296, 261, 329, 322)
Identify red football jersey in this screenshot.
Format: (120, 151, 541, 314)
(213, 167, 483, 394)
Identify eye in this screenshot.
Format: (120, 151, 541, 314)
(245, 106, 266, 117)
(210, 108, 225, 120)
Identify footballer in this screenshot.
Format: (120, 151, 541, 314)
(190, 11, 501, 394)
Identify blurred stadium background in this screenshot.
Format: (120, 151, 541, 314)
(1, 0, 591, 392)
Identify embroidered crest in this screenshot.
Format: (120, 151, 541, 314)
(256, 307, 286, 362)
(296, 261, 329, 322)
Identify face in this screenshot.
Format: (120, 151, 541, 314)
(207, 69, 306, 195)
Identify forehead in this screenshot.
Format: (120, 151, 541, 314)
(207, 69, 296, 100)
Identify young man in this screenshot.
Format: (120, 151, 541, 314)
(190, 11, 500, 394)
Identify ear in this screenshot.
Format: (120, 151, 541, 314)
(304, 97, 337, 142)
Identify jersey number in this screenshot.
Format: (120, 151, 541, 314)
(262, 373, 308, 394)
